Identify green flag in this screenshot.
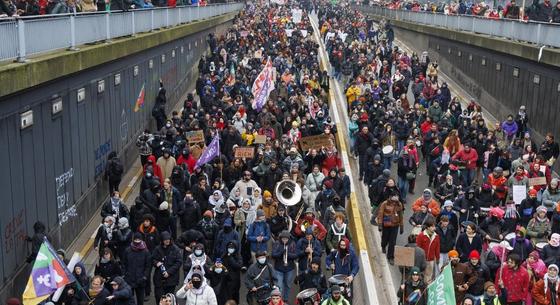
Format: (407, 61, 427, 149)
(427, 264, 455, 305)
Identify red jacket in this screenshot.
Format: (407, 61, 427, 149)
(143, 155, 164, 184)
(177, 154, 196, 174)
(452, 148, 479, 170)
(416, 230, 440, 262)
(496, 265, 529, 303)
(487, 174, 508, 199)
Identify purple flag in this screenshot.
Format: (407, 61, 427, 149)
(195, 135, 220, 168)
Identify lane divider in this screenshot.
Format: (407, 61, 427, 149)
(310, 15, 380, 305)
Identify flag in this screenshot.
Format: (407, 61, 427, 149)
(427, 264, 456, 305)
(194, 134, 220, 169)
(23, 239, 75, 305)
(133, 83, 145, 113)
(251, 57, 275, 112)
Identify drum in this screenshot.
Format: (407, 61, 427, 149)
(382, 145, 394, 157)
(329, 274, 351, 298)
(536, 242, 548, 252)
(296, 288, 319, 305)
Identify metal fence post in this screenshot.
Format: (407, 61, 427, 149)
(105, 13, 111, 41)
(131, 11, 136, 36)
(16, 19, 26, 62)
(151, 9, 154, 31)
(69, 15, 78, 50)
(536, 23, 542, 45)
(166, 8, 169, 28)
(178, 7, 182, 24)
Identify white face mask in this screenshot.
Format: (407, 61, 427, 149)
(227, 248, 235, 254)
(257, 257, 266, 265)
(214, 268, 223, 274)
(194, 250, 203, 256)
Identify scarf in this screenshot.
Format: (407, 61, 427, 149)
(104, 223, 114, 240)
(131, 240, 147, 251)
(89, 286, 103, 298)
(544, 273, 560, 294)
(111, 198, 120, 215)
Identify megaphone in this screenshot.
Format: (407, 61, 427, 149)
(275, 179, 302, 206)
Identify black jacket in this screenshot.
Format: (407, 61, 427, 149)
(100, 200, 129, 221)
(110, 278, 135, 305)
(176, 198, 201, 231)
(95, 260, 122, 286)
(122, 245, 151, 288)
(436, 225, 457, 253)
(298, 269, 328, 295)
(151, 242, 182, 287)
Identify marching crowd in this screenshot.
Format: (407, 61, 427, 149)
(22, 1, 363, 305)
(367, 0, 560, 23)
(318, 1, 560, 305)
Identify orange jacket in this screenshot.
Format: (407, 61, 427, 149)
(412, 198, 441, 217)
(531, 278, 560, 305)
(487, 174, 508, 199)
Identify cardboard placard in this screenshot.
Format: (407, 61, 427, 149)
(529, 177, 547, 187)
(186, 130, 205, 143)
(394, 246, 415, 267)
(190, 144, 203, 159)
(299, 134, 332, 151)
(234, 147, 255, 159)
(254, 134, 267, 144)
(513, 185, 527, 205)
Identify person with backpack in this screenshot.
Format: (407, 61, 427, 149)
(105, 151, 124, 195)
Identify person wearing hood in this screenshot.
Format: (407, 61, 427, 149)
(183, 243, 213, 280)
(196, 210, 219, 258)
(176, 191, 201, 232)
(175, 271, 218, 305)
(209, 190, 228, 227)
(206, 258, 230, 305)
(214, 218, 240, 258)
(245, 252, 277, 305)
(141, 180, 164, 215)
(104, 151, 124, 195)
(541, 233, 560, 266)
(412, 189, 441, 217)
(369, 169, 392, 225)
(268, 205, 292, 240)
(326, 238, 359, 302)
(101, 191, 130, 221)
(94, 216, 118, 257)
(143, 155, 164, 185)
(158, 293, 177, 305)
(258, 190, 278, 220)
(130, 197, 150, 233)
(501, 115, 518, 143)
(532, 264, 560, 305)
(122, 233, 151, 305)
(25, 221, 47, 263)
(152, 231, 182, 304)
(107, 276, 134, 305)
(397, 267, 426, 305)
(247, 209, 271, 257)
(271, 230, 297, 301)
(519, 189, 540, 227)
(115, 217, 132, 261)
(509, 226, 534, 262)
(221, 240, 242, 303)
(294, 208, 327, 240)
(527, 205, 552, 246)
(479, 281, 507, 305)
(543, 179, 560, 215)
(95, 248, 122, 292)
(314, 179, 337, 220)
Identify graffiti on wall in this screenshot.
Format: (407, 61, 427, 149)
(56, 168, 77, 226)
(4, 209, 25, 254)
(94, 139, 112, 177)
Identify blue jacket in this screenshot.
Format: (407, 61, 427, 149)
(326, 247, 359, 277)
(247, 221, 271, 253)
(214, 228, 240, 258)
(271, 239, 298, 272)
(296, 237, 322, 273)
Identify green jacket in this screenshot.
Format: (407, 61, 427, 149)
(321, 296, 350, 305)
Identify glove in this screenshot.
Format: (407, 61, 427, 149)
(399, 227, 404, 235)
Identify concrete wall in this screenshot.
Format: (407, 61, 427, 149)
(0, 12, 235, 301)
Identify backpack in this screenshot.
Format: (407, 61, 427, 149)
(110, 158, 124, 177)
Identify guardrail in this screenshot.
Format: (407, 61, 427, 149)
(356, 5, 560, 48)
(0, 3, 244, 62)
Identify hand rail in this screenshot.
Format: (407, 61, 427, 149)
(354, 4, 560, 48)
(0, 3, 243, 62)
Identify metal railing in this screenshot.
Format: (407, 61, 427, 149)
(356, 5, 560, 48)
(0, 3, 243, 62)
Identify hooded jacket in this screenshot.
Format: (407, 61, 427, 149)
(175, 278, 218, 305)
(122, 240, 151, 288)
(110, 277, 135, 305)
(152, 234, 182, 287)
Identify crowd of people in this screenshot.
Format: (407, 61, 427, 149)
(0, 0, 214, 18)
(20, 1, 364, 305)
(318, 1, 560, 304)
(364, 0, 560, 23)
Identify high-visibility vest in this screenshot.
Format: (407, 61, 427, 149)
(480, 296, 501, 305)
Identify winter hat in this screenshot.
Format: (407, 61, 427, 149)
(203, 210, 213, 218)
(374, 154, 381, 161)
(382, 169, 391, 177)
(484, 281, 495, 291)
(324, 180, 333, 189)
(443, 200, 453, 208)
(223, 218, 233, 227)
(133, 232, 143, 240)
(516, 226, 527, 237)
(423, 189, 433, 201)
(160, 231, 171, 241)
(469, 250, 480, 260)
(256, 209, 265, 218)
(118, 217, 129, 229)
(448, 250, 459, 258)
(311, 256, 321, 266)
(331, 285, 342, 293)
(263, 190, 272, 198)
(410, 266, 421, 275)
(279, 230, 291, 239)
(271, 287, 282, 297)
(305, 227, 314, 236)
(191, 270, 203, 281)
(529, 189, 538, 197)
(215, 258, 223, 264)
(529, 250, 540, 260)
(550, 233, 560, 247)
(537, 205, 548, 214)
(159, 201, 169, 211)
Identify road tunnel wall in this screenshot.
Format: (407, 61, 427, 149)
(0, 14, 235, 301)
